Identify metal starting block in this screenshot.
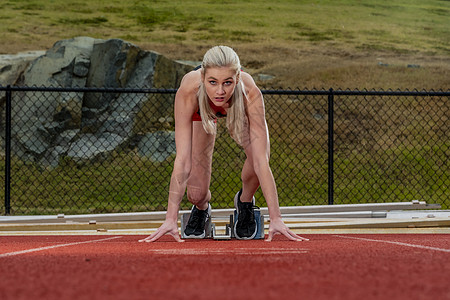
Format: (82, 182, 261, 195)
(180, 209, 264, 240)
(211, 214, 233, 240)
(180, 212, 212, 239)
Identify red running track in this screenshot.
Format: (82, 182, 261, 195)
(0, 234, 449, 300)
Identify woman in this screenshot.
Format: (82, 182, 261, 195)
(139, 46, 308, 242)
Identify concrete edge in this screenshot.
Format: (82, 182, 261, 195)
(0, 201, 441, 224)
(0, 217, 449, 233)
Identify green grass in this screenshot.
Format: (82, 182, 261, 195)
(3, 153, 175, 214)
(1, 0, 448, 55)
(0, 1, 449, 214)
(1, 92, 448, 214)
(333, 143, 449, 205)
(2, 136, 447, 214)
(0, 1, 449, 89)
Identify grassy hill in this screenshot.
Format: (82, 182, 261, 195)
(1, 1, 449, 214)
(1, 0, 449, 89)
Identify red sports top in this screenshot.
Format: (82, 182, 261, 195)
(192, 100, 227, 122)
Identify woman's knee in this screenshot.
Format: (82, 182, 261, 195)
(186, 186, 211, 206)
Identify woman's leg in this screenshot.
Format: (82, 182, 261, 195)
(186, 122, 216, 210)
(240, 147, 260, 202)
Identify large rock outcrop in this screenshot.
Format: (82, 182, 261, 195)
(1, 37, 194, 166)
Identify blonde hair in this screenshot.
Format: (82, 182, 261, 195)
(197, 46, 247, 145)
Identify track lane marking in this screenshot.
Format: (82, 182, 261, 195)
(334, 235, 450, 253)
(0, 236, 122, 258)
(148, 247, 308, 255)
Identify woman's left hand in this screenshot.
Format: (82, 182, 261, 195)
(138, 219, 185, 243)
(265, 218, 309, 242)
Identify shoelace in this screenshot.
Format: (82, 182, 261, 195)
(189, 209, 207, 229)
(239, 203, 259, 225)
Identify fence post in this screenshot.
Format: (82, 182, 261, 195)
(5, 85, 11, 215)
(327, 88, 334, 205)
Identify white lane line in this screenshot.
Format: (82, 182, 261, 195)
(334, 235, 450, 253)
(0, 236, 122, 258)
(148, 248, 308, 255)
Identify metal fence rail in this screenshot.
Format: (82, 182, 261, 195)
(1, 86, 449, 215)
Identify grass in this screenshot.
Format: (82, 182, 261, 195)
(0, 0, 449, 89)
(1, 91, 448, 214)
(0, 1, 449, 214)
(2, 0, 449, 49)
(4, 153, 176, 214)
(2, 133, 447, 214)
(333, 143, 449, 205)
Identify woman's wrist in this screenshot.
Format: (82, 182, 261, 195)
(269, 213, 282, 222)
(165, 198, 180, 222)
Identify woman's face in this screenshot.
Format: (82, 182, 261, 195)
(203, 66, 238, 107)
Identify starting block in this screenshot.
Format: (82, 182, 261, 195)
(180, 212, 212, 239)
(211, 214, 233, 240)
(180, 208, 264, 240)
(233, 209, 265, 240)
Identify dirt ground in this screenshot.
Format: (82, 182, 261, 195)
(136, 42, 450, 90)
(2, 40, 449, 90)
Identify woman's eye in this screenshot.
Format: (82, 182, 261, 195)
(209, 81, 216, 85)
(224, 81, 232, 86)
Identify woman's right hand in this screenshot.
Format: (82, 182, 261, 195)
(138, 219, 184, 243)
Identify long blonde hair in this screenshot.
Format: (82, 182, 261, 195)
(197, 46, 247, 145)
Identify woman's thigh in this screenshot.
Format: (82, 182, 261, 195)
(187, 122, 216, 196)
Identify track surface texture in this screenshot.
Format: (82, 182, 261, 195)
(0, 234, 449, 300)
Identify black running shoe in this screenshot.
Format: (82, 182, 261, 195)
(233, 190, 258, 240)
(184, 204, 211, 238)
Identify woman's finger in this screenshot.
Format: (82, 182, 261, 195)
(169, 231, 185, 242)
(285, 229, 309, 241)
(139, 226, 184, 243)
(138, 229, 161, 242)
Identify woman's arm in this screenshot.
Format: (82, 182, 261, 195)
(165, 73, 198, 221)
(140, 71, 200, 242)
(242, 74, 280, 219)
(242, 73, 308, 242)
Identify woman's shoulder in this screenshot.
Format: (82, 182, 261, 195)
(175, 70, 201, 114)
(241, 71, 262, 101)
(178, 69, 201, 94)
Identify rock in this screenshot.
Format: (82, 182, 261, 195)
(1, 37, 193, 166)
(256, 74, 275, 81)
(22, 36, 98, 87)
(11, 37, 99, 164)
(16, 128, 49, 155)
(67, 133, 124, 162)
(0, 51, 46, 86)
(137, 131, 176, 162)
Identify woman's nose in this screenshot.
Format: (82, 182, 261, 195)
(217, 85, 225, 95)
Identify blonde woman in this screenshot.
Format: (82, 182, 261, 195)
(139, 46, 308, 242)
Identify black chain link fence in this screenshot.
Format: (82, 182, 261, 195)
(1, 86, 449, 215)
